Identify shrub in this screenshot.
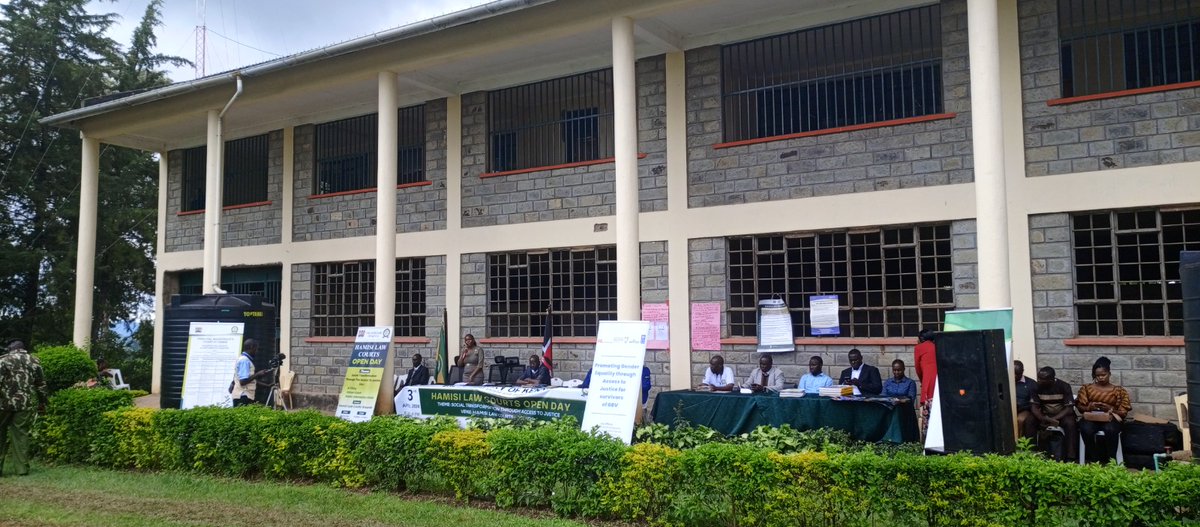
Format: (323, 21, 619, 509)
(354, 416, 457, 492)
(430, 428, 490, 501)
(39, 387, 135, 463)
(34, 344, 97, 394)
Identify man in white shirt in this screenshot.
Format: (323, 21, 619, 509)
(696, 355, 735, 391)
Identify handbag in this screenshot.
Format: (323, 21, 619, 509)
(1082, 411, 1113, 423)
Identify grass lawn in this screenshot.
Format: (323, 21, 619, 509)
(0, 462, 590, 527)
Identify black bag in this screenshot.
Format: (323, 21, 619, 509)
(228, 381, 235, 394)
(1121, 422, 1183, 455)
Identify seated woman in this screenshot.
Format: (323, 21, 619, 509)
(881, 359, 917, 399)
(1075, 356, 1131, 463)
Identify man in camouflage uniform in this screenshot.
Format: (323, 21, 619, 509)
(0, 340, 47, 476)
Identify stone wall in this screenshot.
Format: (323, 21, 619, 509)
(459, 57, 668, 228)
(1020, 0, 1200, 176)
(165, 130, 284, 252)
(686, 0, 973, 208)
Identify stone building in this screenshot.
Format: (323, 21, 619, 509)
(45, 0, 1200, 419)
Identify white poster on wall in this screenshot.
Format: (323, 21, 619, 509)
(809, 295, 841, 336)
(181, 322, 245, 409)
(581, 321, 650, 444)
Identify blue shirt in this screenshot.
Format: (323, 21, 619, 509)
(798, 372, 834, 392)
(882, 376, 917, 399)
(235, 352, 254, 381)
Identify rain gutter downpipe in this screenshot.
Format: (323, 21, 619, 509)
(203, 75, 242, 294)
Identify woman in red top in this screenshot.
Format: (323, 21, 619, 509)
(913, 329, 937, 436)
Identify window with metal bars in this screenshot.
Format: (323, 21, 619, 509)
(1072, 208, 1200, 337)
(1059, 0, 1200, 98)
(728, 224, 954, 338)
(487, 69, 614, 172)
(180, 134, 269, 212)
(721, 5, 943, 143)
(487, 246, 617, 337)
(311, 258, 427, 337)
(313, 106, 426, 195)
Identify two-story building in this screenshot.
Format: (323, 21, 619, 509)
(44, 0, 1200, 419)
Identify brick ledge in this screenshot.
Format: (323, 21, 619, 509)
(712, 113, 958, 150)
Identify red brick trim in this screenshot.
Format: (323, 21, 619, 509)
(1064, 337, 1184, 347)
(396, 181, 433, 190)
(1047, 80, 1200, 106)
(479, 337, 597, 344)
(304, 336, 431, 344)
(308, 181, 434, 199)
(711, 113, 958, 150)
(721, 337, 916, 346)
(176, 201, 273, 216)
(480, 153, 648, 179)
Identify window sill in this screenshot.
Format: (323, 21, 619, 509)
(176, 201, 273, 216)
(480, 153, 648, 179)
(308, 181, 432, 200)
(721, 337, 917, 346)
(478, 337, 597, 345)
(304, 336, 431, 344)
(1047, 80, 1200, 106)
(712, 113, 958, 150)
(1063, 337, 1184, 347)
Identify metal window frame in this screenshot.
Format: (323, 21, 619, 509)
(486, 246, 617, 337)
(313, 105, 427, 194)
(727, 224, 954, 338)
(311, 258, 427, 337)
(179, 134, 270, 212)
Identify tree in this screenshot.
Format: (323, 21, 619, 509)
(0, 0, 187, 348)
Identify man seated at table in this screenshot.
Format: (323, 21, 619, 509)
(515, 354, 551, 386)
(1030, 366, 1078, 461)
(395, 353, 430, 394)
(696, 355, 735, 392)
(797, 356, 834, 393)
(743, 354, 784, 393)
(838, 349, 882, 396)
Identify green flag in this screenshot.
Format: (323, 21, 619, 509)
(434, 309, 449, 384)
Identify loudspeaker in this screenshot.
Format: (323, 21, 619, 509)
(934, 329, 1016, 455)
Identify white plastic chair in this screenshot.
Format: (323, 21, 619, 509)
(1176, 393, 1191, 451)
(107, 369, 130, 390)
(1079, 432, 1124, 465)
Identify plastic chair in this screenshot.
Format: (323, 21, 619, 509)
(280, 371, 296, 409)
(393, 373, 408, 393)
(1079, 431, 1124, 465)
(107, 369, 130, 390)
(488, 355, 508, 384)
(1176, 393, 1191, 451)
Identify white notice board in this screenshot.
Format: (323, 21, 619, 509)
(181, 322, 244, 409)
(581, 320, 650, 444)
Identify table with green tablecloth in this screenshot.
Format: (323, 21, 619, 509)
(651, 390, 919, 443)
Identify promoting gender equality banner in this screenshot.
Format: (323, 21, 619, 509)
(581, 320, 650, 444)
(181, 322, 244, 409)
(334, 326, 392, 423)
(925, 308, 1014, 453)
(394, 385, 587, 423)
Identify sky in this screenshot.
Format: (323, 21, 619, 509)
(88, 0, 493, 82)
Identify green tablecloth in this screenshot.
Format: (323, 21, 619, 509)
(651, 390, 919, 443)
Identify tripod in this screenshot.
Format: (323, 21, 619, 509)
(263, 367, 289, 411)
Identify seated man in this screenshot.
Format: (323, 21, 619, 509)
(798, 355, 834, 392)
(696, 355, 735, 392)
(838, 349, 882, 396)
(515, 354, 551, 386)
(1030, 366, 1078, 461)
(395, 353, 430, 394)
(1014, 360, 1036, 440)
(743, 354, 784, 393)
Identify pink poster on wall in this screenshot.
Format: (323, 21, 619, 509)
(690, 302, 722, 351)
(641, 303, 670, 350)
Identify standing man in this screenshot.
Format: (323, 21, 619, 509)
(798, 356, 834, 392)
(743, 354, 785, 393)
(396, 354, 430, 393)
(838, 349, 882, 396)
(0, 340, 46, 476)
(231, 339, 272, 407)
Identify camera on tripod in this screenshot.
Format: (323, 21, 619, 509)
(267, 352, 286, 369)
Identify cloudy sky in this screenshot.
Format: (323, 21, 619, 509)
(89, 0, 491, 82)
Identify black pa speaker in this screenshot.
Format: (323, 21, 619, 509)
(934, 329, 1015, 454)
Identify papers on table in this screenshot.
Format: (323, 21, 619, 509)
(819, 385, 853, 397)
(778, 388, 805, 398)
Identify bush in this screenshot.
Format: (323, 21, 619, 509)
(34, 344, 97, 394)
(39, 387, 135, 463)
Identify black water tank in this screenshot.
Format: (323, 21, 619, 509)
(161, 294, 277, 409)
(1183, 251, 1200, 457)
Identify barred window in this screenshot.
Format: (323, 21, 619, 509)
(179, 134, 269, 212)
(728, 225, 953, 338)
(1059, 0, 1200, 98)
(721, 5, 943, 143)
(487, 69, 614, 172)
(313, 105, 426, 195)
(487, 247, 616, 337)
(311, 258, 427, 337)
(1072, 208, 1200, 337)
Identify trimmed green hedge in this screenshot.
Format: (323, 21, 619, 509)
(34, 344, 97, 394)
(39, 388, 1200, 527)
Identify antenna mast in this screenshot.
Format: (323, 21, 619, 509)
(194, 0, 207, 78)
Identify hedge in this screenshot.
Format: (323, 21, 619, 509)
(34, 344, 96, 394)
(39, 387, 1200, 527)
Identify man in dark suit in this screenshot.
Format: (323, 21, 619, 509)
(838, 348, 882, 396)
(397, 354, 430, 393)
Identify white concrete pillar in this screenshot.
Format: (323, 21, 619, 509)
(968, 0, 1012, 308)
(202, 109, 223, 294)
(152, 152, 168, 393)
(72, 135, 100, 348)
(665, 51, 693, 389)
(375, 71, 399, 414)
(613, 16, 640, 320)
(446, 95, 463, 346)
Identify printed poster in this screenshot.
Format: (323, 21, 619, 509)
(690, 302, 721, 351)
(334, 326, 393, 422)
(641, 303, 670, 350)
(180, 322, 244, 409)
(581, 320, 650, 444)
(809, 295, 841, 336)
